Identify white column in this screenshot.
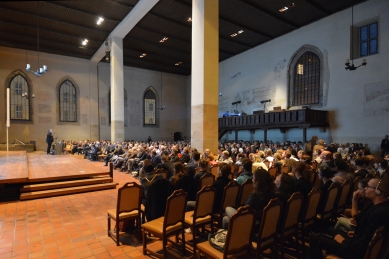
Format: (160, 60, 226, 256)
(191, 0, 219, 154)
(110, 36, 125, 142)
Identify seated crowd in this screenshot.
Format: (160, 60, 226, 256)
(63, 137, 389, 258)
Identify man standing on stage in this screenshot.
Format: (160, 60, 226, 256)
(381, 135, 389, 158)
(46, 129, 54, 154)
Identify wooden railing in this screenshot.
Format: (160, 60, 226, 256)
(219, 109, 328, 130)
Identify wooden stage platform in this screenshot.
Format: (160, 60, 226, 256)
(0, 151, 115, 200)
(0, 151, 110, 183)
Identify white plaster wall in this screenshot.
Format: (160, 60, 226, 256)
(0, 46, 190, 150)
(218, 0, 389, 155)
(97, 64, 188, 141)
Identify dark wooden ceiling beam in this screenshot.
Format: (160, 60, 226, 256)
(0, 20, 103, 44)
(303, 0, 330, 15)
(44, 1, 124, 23)
(220, 15, 274, 40)
(0, 6, 110, 35)
(239, 0, 300, 29)
(173, 0, 271, 50)
(0, 31, 98, 53)
(135, 25, 191, 44)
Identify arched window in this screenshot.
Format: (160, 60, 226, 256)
(59, 80, 77, 122)
(288, 46, 323, 108)
(144, 89, 156, 125)
(9, 75, 30, 120)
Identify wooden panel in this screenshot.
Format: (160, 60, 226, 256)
(20, 177, 113, 192)
(0, 151, 28, 183)
(20, 183, 117, 200)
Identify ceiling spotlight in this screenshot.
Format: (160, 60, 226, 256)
(97, 17, 104, 25)
(159, 37, 168, 43)
(231, 29, 244, 37)
(279, 3, 295, 12)
(175, 62, 182, 66)
(187, 17, 192, 22)
(82, 39, 88, 45)
(140, 53, 147, 58)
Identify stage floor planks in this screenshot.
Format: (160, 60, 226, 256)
(0, 151, 110, 184)
(0, 151, 28, 183)
(27, 152, 110, 182)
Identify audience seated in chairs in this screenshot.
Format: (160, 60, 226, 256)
(222, 168, 275, 231)
(211, 163, 232, 214)
(274, 173, 295, 204)
(293, 161, 313, 199)
(194, 159, 210, 190)
(310, 178, 389, 259)
(236, 157, 253, 185)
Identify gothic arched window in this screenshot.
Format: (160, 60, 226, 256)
(9, 75, 30, 120)
(59, 80, 77, 122)
(144, 89, 156, 125)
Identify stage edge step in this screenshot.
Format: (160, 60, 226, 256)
(20, 177, 113, 192)
(20, 182, 117, 200)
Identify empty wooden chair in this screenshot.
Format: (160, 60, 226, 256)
(142, 189, 188, 258)
(107, 182, 143, 246)
(237, 178, 253, 207)
(184, 186, 216, 253)
(298, 187, 322, 257)
(197, 206, 256, 259)
(277, 192, 304, 258)
(252, 198, 282, 258)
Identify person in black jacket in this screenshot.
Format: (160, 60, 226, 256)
(46, 129, 53, 154)
(293, 161, 313, 199)
(381, 135, 389, 158)
(310, 178, 389, 259)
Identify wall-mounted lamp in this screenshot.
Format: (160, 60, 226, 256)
(21, 92, 35, 99)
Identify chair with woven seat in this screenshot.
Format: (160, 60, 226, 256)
(326, 226, 386, 259)
(237, 178, 253, 207)
(199, 172, 215, 190)
(184, 186, 216, 253)
(142, 189, 188, 258)
(252, 198, 282, 259)
(197, 205, 256, 259)
(277, 192, 304, 258)
(107, 182, 143, 246)
(298, 187, 321, 258)
(213, 181, 240, 228)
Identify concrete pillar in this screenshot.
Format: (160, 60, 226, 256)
(89, 64, 99, 140)
(191, 0, 219, 154)
(110, 36, 125, 142)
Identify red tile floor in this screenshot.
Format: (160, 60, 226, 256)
(0, 156, 198, 259)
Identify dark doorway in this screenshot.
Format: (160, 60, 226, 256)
(174, 132, 182, 141)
